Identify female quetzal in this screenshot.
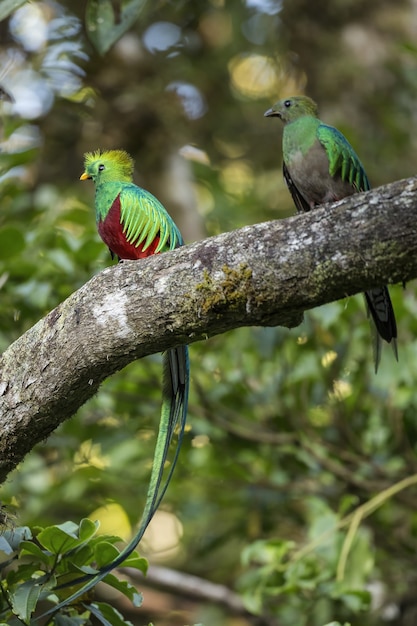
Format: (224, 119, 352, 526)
(265, 96, 397, 371)
(44, 150, 189, 613)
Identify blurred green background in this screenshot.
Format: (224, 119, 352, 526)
(1, 0, 417, 624)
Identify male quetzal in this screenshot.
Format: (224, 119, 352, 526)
(43, 149, 189, 613)
(264, 95, 397, 371)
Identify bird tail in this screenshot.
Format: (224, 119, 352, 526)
(364, 287, 398, 372)
(37, 345, 189, 620)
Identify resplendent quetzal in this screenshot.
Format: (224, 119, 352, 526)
(42, 149, 189, 614)
(265, 96, 397, 371)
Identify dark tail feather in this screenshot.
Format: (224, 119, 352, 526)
(364, 287, 398, 372)
(37, 345, 189, 620)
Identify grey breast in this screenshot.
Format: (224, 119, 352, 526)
(287, 140, 355, 208)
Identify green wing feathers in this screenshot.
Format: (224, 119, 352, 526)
(317, 124, 370, 192)
(120, 185, 183, 252)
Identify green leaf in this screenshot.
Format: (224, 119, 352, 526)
(2, 527, 32, 551)
(37, 520, 99, 555)
(37, 524, 80, 554)
(85, 0, 147, 55)
(0, 227, 25, 260)
(334, 589, 371, 612)
(65, 544, 94, 569)
(94, 541, 120, 568)
(9, 579, 41, 622)
(241, 539, 294, 567)
(0, 535, 14, 559)
(78, 518, 100, 543)
(76, 240, 105, 264)
(19, 540, 54, 566)
(0, 0, 27, 21)
(87, 601, 134, 626)
(118, 551, 148, 574)
(102, 573, 143, 606)
(5, 563, 43, 587)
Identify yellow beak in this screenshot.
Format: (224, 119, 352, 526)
(80, 172, 90, 180)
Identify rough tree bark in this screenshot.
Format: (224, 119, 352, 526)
(1, 175, 417, 483)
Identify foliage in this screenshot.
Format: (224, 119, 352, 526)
(1, 0, 417, 625)
(0, 519, 147, 625)
(85, 0, 148, 55)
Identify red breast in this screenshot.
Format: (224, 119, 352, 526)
(98, 195, 161, 260)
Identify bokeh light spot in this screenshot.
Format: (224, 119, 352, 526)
(229, 53, 279, 98)
(143, 21, 182, 53)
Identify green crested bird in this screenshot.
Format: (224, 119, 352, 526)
(41, 149, 189, 616)
(80, 149, 183, 259)
(265, 95, 397, 371)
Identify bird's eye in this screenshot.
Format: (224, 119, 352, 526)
(284, 100, 292, 108)
(98, 164, 105, 171)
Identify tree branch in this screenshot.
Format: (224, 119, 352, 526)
(1, 176, 417, 482)
(124, 564, 248, 615)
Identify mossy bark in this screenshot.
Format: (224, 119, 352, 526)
(1, 175, 417, 482)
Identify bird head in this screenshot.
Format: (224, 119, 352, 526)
(264, 96, 318, 124)
(80, 149, 134, 183)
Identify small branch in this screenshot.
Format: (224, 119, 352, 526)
(125, 564, 247, 615)
(1, 176, 417, 482)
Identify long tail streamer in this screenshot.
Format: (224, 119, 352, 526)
(37, 344, 189, 620)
